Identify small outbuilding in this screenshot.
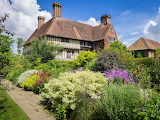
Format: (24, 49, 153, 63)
(128, 37, 160, 57)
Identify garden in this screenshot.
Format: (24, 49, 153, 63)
(1, 32, 160, 120)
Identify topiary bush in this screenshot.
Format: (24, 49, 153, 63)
(94, 50, 125, 72)
(41, 70, 106, 119)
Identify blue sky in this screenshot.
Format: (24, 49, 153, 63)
(0, 0, 160, 48)
(38, 0, 160, 46)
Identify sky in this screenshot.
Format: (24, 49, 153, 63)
(0, 0, 160, 50)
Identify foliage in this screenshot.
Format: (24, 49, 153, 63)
(17, 70, 39, 85)
(94, 50, 125, 72)
(0, 87, 30, 120)
(91, 84, 141, 120)
(55, 104, 67, 120)
(0, 13, 14, 35)
(134, 91, 160, 120)
(74, 51, 97, 68)
(125, 58, 160, 89)
(0, 35, 14, 75)
(106, 40, 133, 59)
(0, 35, 14, 53)
(35, 60, 76, 77)
(17, 38, 25, 54)
(125, 60, 152, 89)
(6, 68, 27, 84)
(21, 74, 40, 90)
(133, 51, 143, 58)
(27, 38, 63, 63)
(42, 71, 106, 111)
(155, 49, 160, 57)
(104, 69, 138, 84)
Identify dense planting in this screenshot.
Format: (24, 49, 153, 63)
(1, 38, 160, 120)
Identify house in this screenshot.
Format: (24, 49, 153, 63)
(24, 2, 118, 60)
(128, 37, 160, 57)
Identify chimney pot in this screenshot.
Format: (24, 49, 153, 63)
(52, 2, 62, 18)
(101, 15, 111, 25)
(38, 16, 45, 28)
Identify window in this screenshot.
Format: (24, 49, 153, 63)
(61, 38, 69, 43)
(80, 41, 92, 47)
(109, 37, 115, 43)
(80, 41, 84, 46)
(66, 50, 75, 59)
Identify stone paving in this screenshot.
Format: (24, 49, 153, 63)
(1, 79, 55, 120)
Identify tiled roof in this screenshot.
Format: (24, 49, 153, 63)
(25, 17, 112, 45)
(128, 37, 160, 50)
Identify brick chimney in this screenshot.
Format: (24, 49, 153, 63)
(38, 16, 45, 28)
(52, 2, 62, 18)
(101, 15, 111, 25)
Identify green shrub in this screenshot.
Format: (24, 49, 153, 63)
(134, 91, 160, 120)
(21, 74, 40, 90)
(74, 51, 97, 68)
(55, 104, 67, 120)
(5, 68, 26, 84)
(42, 70, 106, 119)
(106, 40, 133, 59)
(35, 60, 76, 77)
(91, 84, 141, 120)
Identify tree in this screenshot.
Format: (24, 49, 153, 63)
(27, 38, 63, 63)
(17, 38, 24, 54)
(106, 40, 133, 59)
(0, 13, 14, 36)
(0, 35, 14, 75)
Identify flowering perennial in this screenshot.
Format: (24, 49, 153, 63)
(104, 69, 137, 84)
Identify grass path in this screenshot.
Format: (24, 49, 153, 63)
(1, 79, 55, 120)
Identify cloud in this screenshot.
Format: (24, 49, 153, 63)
(129, 32, 139, 35)
(143, 7, 160, 41)
(118, 34, 125, 40)
(123, 41, 130, 47)
(0, 0, 52, 41)
(78, 17, 100, 26)
(120, 10, 132, 16)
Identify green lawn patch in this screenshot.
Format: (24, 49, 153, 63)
(0, 86, 30, 120)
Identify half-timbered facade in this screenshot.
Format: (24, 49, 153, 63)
(24, 2, 118, 60)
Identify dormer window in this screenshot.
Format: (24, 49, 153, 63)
(61, 38, 69, 43)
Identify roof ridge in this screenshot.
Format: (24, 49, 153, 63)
(45, 18, 54, 34)
(60, 17, 99, 27)
(141, 37, 150, 49)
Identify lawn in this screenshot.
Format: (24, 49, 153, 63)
(0, 87, 30, 120)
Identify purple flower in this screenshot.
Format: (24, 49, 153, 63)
(104, 69, 137, 84)
(141, 107, 146, 110)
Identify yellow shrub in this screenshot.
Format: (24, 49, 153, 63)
(21, 74, 40, 90)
